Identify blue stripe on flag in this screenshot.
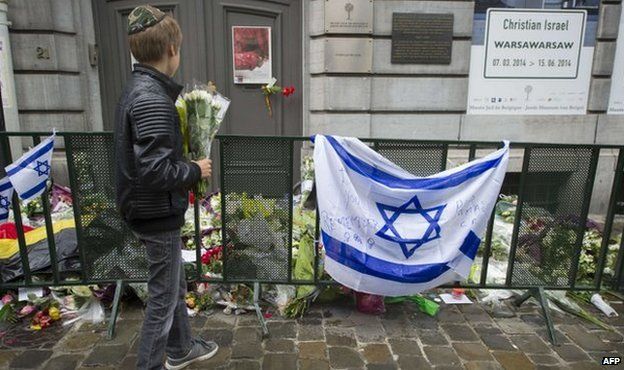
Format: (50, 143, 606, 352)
(325, 136, 504, 190)
(0, 213, 8, 222)
(459, 231, 481, 260)
(20, 180, 47, 200)
(6, 139, 54, 177)
(0, 181, 11, 192)
(322, 231, 480, 283)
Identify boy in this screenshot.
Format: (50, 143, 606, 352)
(114, 5, 216, 370)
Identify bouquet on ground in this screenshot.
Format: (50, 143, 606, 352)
(176, 82, 230, 197)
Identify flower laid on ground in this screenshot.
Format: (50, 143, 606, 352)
(48, 306, 60, 321)
(18, 305, 36, 317)
(176, 83, 230, 197)
(185, 289, 216, 316)
(30, 306, 62, 330)
(261, 81, 295, 117)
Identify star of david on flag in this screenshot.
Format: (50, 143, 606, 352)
(0, 177, 14, 223)
(5, 133, 55, 201)
(376, 194, 446, 259)
(313, 135, 509, 296)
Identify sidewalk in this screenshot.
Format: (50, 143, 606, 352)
(0, 296, 622, 369)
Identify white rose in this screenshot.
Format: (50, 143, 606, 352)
(199, 90, 212, 103)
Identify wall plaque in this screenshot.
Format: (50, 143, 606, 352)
(325, 0, 373, 34)
(391, 13, 454, 64)
(324, 38, 373, 73)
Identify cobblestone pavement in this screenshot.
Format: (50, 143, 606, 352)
(0, 296, 622, 369)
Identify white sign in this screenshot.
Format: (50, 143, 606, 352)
(324, 0, 373, 34)
(232, 26, 272, 84)
(484, 10, 585, 79)
(608, 9, 624, 114)
(468, 8, 594, 115)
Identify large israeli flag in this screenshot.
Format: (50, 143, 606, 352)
(314, 135, 509, 296)
(5, 134, 55, 201)
(0, 177, 13, 223)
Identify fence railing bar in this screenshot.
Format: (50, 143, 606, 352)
(506, 146, 532, 286)
(595, 149, 624, 289)
(211, 134, 624, 150)
(614, 232, 624, 291)
(64, 137, 89, 284)
(480, 208, 496, 286)
(468, 144, 477, 161)
(287, 140, 294, 283)
(569, 148, 601, 289)
(1, 131, 114, 137)
(4, 132, 624, 150)
(314, 202, 320, 284)
(441, 143, 449, 171)
(219, 139, 229, 280)
(194, 196, 202, 280)
(32, 135, 60, 285)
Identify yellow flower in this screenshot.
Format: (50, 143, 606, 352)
(49, 307, 61, 321)
(30, 324, 42, 331)
(185, 297, 196, 309)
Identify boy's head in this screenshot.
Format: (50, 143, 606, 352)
(128, 5, 182, 76)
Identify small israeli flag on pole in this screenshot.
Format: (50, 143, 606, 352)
(0, 177, 14, 223)
(5, 133, 55, 201)
(314, 135, 509, 296)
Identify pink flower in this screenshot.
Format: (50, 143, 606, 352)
(1, 294, 13, 305)
(19, 305, 36, 317)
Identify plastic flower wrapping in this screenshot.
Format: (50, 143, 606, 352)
(176, 82, 231, 197)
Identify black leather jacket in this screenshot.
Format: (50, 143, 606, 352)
(114, 64, 200, 233)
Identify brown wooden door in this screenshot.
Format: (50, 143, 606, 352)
(93, 0, 302, 137)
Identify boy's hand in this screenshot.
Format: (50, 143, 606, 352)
(193, 159, 212, 179)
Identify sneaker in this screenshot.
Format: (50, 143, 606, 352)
(164, 338, 219, 370)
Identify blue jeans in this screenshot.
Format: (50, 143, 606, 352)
(133, 229, 192, 370)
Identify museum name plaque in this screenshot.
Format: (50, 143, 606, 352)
(325, 38, 373, 73)
(391, 13, 454, 65)
(325, 0, 373, 34)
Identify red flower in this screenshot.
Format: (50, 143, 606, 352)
(189, 192, 195, 205)
(201, 251, 211, 265)
(281, 86, 296, 97)
(201, 246, 224, 265)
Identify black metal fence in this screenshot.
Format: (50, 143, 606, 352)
(213, 135, 624, 294)
(1, 132, 623, 292)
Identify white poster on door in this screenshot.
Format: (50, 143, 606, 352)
(607, 9, 624, 114)
(467, 2, 598, 115)
(232, 26, 272, 84)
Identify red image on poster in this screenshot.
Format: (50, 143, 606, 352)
(232, 26, 272, 84)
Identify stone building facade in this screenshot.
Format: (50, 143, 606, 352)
(4, 0, 624, 212)
(8, 0, 102, 133)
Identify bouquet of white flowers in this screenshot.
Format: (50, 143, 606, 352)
(176, 82, 230, 197)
